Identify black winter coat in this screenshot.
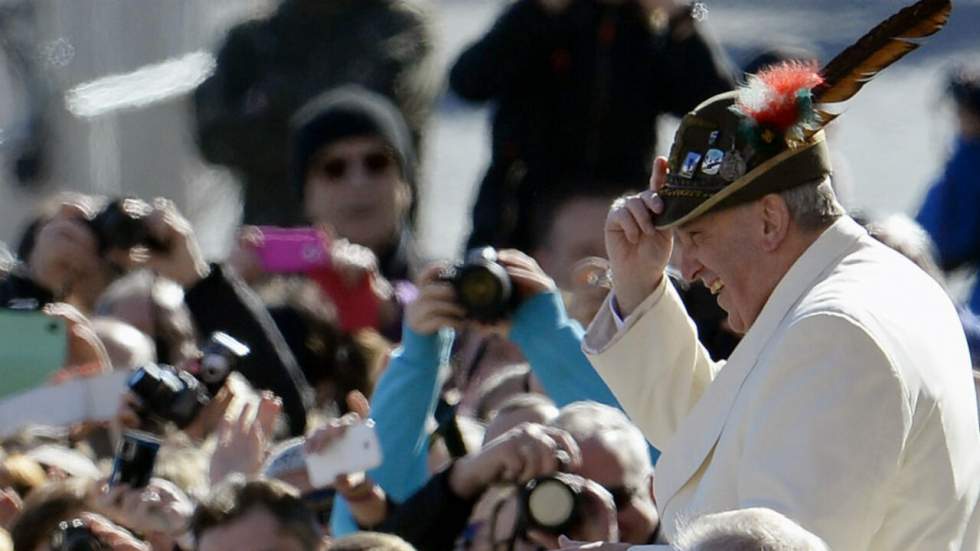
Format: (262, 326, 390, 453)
(451, 0, 734, 250)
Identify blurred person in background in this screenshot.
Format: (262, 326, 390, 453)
(451, 0, 733, 251)
(259, 278, 392, 415)
(329, 250, 655, 537)
(531, 186, 739, 359)
(95, 271, 197, 367)
(291, 86, 423, 283)
(531, 186, 625, 291)
(916, 62, 980, 315)
(326, 532, 416, 551)
(192, 477, 327, 551)
(670, 508, 828, 551)
(90, 318, 156, 371)
(230, 86, 423, 342)
(861, 212, 980, 369)
(193, 0, 437, 227)
(9, 478, 153, 551)
(550, 402, 658, 545)
(0, 195, 313, 435)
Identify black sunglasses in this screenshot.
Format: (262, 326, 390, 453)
(318, 150, 396, 180)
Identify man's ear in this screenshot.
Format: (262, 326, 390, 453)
(758, 194, 791, 253)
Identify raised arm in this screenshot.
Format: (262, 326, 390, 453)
(582, 157, 720, 449)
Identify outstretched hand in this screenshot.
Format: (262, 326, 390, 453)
(209, 392, 283, 484)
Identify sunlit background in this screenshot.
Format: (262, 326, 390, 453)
(1, 0, 978, 289)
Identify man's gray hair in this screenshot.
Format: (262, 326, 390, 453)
(673, 508, 829, 551)
(552, 401, 651, 485)
(778, 177, 845, 232)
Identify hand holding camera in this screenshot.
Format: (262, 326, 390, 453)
(27, 196, 209, 303)
(123, 332, 249, 431)
(416, 248, 556, 333)
(49, 513, 149, 551)
(406, 263, 467, 335)
(140, 197, 210, 288)
(449, 423, 582, 500)
(522, 474, 619, 547)
(27, 202, 104, 299)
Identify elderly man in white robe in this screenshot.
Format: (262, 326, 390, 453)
(559, 2, 980, 548)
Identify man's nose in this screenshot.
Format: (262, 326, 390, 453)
(343, 162, 372, 188)
(677, 247, 703, 282)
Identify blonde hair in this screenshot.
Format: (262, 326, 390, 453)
(0, 454, 47, 497)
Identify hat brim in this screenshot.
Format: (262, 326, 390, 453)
(656, 131, 831, 229)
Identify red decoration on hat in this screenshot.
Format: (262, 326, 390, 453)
(735, 62, 824, 135)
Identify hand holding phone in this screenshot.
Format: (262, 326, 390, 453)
(304, 418, 382, 489)
(0, 309, 67, 398)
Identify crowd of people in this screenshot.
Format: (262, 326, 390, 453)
(0, 0, 978, 550)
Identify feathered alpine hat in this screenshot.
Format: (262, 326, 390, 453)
(656, 0, 953, 228)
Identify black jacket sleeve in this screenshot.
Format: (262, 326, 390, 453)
(184, 264, 312, 435)
(658, 10, 736, 117)
(378, 465, 478, 551)
(192, 22, 286, 172)
(0, 268, 55, 310)
(449, 0, 557, 102)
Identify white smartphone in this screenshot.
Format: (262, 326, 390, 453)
(305, 419, 383, 489)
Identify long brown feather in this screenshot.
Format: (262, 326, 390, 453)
(814, 0, 952, 104)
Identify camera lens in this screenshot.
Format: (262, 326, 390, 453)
(50, 519, 107, 551)
(457, 268, 506, 309)
(451, 248, 514, 322)
(127, 364, 210, 428)
(527, 478, 577, 529)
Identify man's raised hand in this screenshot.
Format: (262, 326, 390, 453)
(604, 156, 674, 317)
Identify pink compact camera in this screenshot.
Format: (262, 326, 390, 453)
(254, 227, 331, 273)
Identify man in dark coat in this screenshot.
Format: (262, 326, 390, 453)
(450, 0, 734, 250)
(193, 0, 437, 226)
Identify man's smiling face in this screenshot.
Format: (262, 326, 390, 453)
(673, 201, 771, 335)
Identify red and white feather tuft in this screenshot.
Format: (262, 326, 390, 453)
(735, 62, 824, 133)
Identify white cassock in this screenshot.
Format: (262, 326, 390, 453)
(584, 217, 980, 550)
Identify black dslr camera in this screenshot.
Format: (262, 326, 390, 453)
(517, 476, 584, 536)
(127, 332, 249, 428)
(442, 247, 518, 322)
(87, 198, 166, 254)
(49, 518, 107, 551)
